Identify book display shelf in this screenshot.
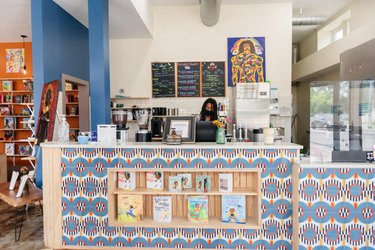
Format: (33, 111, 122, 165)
(107, 168, 261, 229)
(0, 78, 34, 173)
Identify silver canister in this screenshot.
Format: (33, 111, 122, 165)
(253, 128, 263, 142)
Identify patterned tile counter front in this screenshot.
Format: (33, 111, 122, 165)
(41, 142, 302, 249)
(296, 163, 375, 250)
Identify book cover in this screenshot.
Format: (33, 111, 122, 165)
(0, 105, 11, 115)
(168, 176, 182, 192)
(22, 117, 29, 129)
(15, 95, 22, 103)
(20, 108, 31, 116)
(4, 130, 13, 140)
(4, 117, 15, 129)
(188, 195, 208, 223)
(5, 143, 14, 155)
(118, 194, 143, 223)
(2, 80, 13, 91)
(18, 145, 32, 155)
(221, 195, 246, 224)
(196, 175, 211, 193)
(118, 171, 136, 190)
(219, 173, 233, 193)
(153, 196, 172, 223)
(5, 93, 12, 103)
(146, 171, 164, 189)
(179, 173, 192, 190)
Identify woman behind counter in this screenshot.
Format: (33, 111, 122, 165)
(199, 98, 218, 121)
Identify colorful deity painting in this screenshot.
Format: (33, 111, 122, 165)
(227, 37, 266, 86)
(5, 48, 24, 73)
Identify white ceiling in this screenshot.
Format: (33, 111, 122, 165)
(0, 0, 352, 43)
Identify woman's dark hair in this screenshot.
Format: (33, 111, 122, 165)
(199, 98, 218, 121)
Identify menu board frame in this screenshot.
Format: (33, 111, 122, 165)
(151, 61, 226, 98)
(151, 62, 176, 98)
(201, 61, 226, 97)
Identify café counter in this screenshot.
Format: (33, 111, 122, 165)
(41, 141, 302, 249)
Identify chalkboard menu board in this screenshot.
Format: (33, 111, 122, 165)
(152, 62, 176, 98)
(177, 62, 201, 97)
(201, 61, 225, 97)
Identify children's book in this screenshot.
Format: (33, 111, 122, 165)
(196, 175, 211, 193)
(118, 171, 136, 190)
(118, 194, 143, 223)
(2, 80, 13, 91)
(153, 196, 172, 223)
(219, 173, 233, 193)
(146, 172, 164, 189)
(22, 117, 29, 129)
(5, 93, 12, 103)
(168, 176, 182, 192)
(179, 173, 192, 190)
(18, 145, 32, 155)
(221, 195, 246, 224)
(5, 143, 14, 155)
(188, 195, 208, 223)
(4, 117, 15, 129)
(15, 95, 22, 103)
(4, 130, 13, 140)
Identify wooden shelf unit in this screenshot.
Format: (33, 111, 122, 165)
(108, 168, 261, 229)
(0, 78, 34, 173)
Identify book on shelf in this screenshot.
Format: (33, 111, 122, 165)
(187, 195, 208, 223)
(118, 194, 143, 223)
(22, 117, 30, 129)
(15, 95, 22, 103)
(153, 196, 172, 223)
(2, 80, 13, 91)
(219, 173, 233, 193)
(168, 176, 182, 192)
(146, 171, 164, 190)
(4, 117, 16, 129)
(5, 93, 12, 103)
(20, 108, 31, 116)
(3, 130, 13, 140)
(221, 195, 246, 224)
(0, 105, 11, 115)
(22, 95, 30, 103)
(18, 145, 32, 156)
(118, 171, 136, 190)
(5, 143, 14, 155)
(65, 83, 73, 91)
(179, 173, 192, 190)
(196, 175, 211, 193)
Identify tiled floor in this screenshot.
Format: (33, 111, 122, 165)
(0, 201, 44, 250)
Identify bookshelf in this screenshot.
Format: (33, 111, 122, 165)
(0, 78, 34, 175)
(61, 74, 90, 141)
(107, 168, 261, 229)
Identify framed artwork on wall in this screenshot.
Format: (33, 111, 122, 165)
(227, 37, 266, 87)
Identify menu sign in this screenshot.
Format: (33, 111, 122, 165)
(177, 62, 201, 97)
(152, 62, 176, 98)
(201, 62, 225, 97)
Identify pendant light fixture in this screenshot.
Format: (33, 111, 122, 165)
(21, 35, 27, 75)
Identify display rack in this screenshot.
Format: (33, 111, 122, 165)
(107, 168, 261, 229)
(0, 78, 34, 174)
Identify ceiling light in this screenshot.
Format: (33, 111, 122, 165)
(21, 35, 27, 75)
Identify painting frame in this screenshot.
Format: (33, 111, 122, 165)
(35, 80, 60, 145)
(227, 37, 266, 87)
(163, 116, 196, 143)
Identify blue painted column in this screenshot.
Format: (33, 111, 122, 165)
(88, 0, 111, 129)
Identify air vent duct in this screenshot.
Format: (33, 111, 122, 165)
(200, 0, 221, 27)
(292, 16, 325, 26)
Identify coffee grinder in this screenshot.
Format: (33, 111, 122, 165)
(132, 108, 152, 142)
(111, 108, 129, 143)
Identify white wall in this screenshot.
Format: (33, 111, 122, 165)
(110, 3, 292, 98)
(293, 0, 375, 81)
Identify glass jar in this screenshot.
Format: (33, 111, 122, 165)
(216, 127, 226, 144)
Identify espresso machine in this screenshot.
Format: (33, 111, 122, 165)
(132, 108, 152, 142)
(111, 108, 129, 143)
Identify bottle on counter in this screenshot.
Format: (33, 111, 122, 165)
(58, 114, 70, 143)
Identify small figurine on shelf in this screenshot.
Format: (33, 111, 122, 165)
(166, 128, 182, 145)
